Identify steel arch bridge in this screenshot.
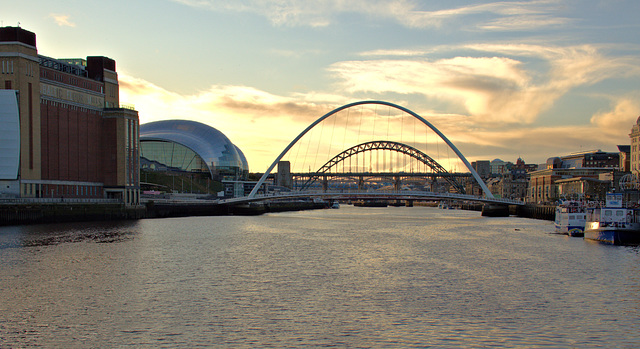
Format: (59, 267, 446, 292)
(248, 100, 494, 199)
(299, 140, 466, 193)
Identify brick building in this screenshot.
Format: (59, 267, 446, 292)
(0, 26, 139, 204)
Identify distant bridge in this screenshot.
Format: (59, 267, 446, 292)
(298, 140, 467, 193)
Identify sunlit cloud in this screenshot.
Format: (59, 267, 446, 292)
(329, 43, 640, 126)
(120, 70, 637, 171)
(590, 94, 640, 137)
(171, 0, 568, 30)
(49, 14, 76, 27)
(401, 0, 570, 30)
(119, 74, 350, 170)
(479, 14, 570, 30)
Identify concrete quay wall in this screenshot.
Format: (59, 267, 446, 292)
(0, 204, 146, 226)
(0, 201, 554, 226)
(0, 200, 329, 226)
(514, 204, 555, 221)
(476, 203, 555, 220)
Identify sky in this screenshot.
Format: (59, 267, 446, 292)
(6, 0, 640, 172)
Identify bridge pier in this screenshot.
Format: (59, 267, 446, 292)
(394, 176, 401, 191)
(515, 204, 555, 221)
(481, 203, 510, 217)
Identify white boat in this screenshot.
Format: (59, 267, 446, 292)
(554, 201, 586, 236)
(584, 193, 640, 245)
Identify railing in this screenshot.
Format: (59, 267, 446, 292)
(222, 190, 524, 205)
(0, 198, 121, 205)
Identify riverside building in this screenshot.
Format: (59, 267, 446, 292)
(630, 116, 640, 174)
(527, 150, 623, 203)
(0, 26, 140, 205)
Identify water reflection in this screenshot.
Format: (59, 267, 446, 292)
(1, 208, 640, 347)
(0, 220, 140, 248)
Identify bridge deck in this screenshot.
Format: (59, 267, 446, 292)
(222, 190, 524, 206)
(291, 172, 473, 178)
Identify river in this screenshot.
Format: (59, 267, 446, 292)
(1, 205, 639, 348)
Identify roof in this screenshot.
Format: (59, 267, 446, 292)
(555, 177, 606, 184)
(140, 120, 248, 175)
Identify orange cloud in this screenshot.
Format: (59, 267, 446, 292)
(119, 74, 351, 171)
(49, 14, 76, 27)
(330, 43, 640, 127)
(590, 95, 640, 137)
(119, 72, 636, 172)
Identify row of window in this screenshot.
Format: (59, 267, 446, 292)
(125, 119, 140, 186)
(1, 60, 14, 74)
(22, 183, 103, 198)
(0, 60, 37, 76)
(40, 83, 105, 107)
(41, 69, 105, 93)
(106, 85, 117, 98)
(26, 62, 36, 77)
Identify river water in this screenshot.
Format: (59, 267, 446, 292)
(1, 205, 639, 348)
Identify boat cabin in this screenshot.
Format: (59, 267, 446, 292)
(587, 208, 640, 224)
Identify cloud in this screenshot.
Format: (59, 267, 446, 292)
(171, 0, 569, 30)
(49, 14, 76, 27)
(400, 0, 571, 30)
(172, 0, 423, 27)
(120, 67, 638, 171)
(590, 94, 640, 137)
(479, 14, 570, 31)
(329, 56, 540, 125)
(329, 43, 640, 126)
(118, 74, 350, 170)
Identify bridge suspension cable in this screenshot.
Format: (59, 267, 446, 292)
(248, 100, 494, 199)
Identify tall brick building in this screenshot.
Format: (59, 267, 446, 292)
(0, 26, 139, 205)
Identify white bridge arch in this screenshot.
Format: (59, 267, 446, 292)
(249, 100, 494, 199)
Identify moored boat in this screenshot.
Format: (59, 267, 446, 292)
(353, 200, 388, 207)
(554, 201, 586, 236)
(584, 193, 640, 245)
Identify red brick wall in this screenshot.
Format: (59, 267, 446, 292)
(87, 112, 100, 181)
(58, 104, 69, 180)
(40, 100, 105, 184)
(101, 118, 118, 186)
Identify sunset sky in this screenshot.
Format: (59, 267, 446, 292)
(7, 0, 640, 171)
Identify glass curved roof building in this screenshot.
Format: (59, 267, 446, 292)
(140, 120, 248, 179)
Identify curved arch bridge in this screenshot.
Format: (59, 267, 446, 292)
(249, 100, 495, 200)
(296, 140, 468, 193)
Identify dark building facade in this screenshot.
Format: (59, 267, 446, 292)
(0, 26, 139, 204)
